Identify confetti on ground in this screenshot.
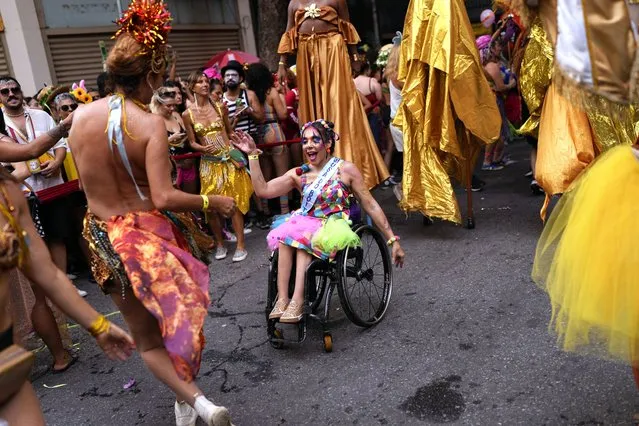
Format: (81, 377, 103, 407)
(43, 383, 67, 389)
(123, 378, 136, 390)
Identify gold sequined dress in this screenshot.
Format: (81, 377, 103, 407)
(394, 0, 502, 223)
(189, 111, 253, 215)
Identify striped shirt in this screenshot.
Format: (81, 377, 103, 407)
(223, 89, 256, 135)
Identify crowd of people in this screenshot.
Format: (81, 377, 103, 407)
(2, 0, 638, 424)
(0, 0, 406, 424)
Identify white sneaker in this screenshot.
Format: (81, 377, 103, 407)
(232, 249, 248, 263)
(175, 401, 198, 426)
(215, 247, 228, 260)
(77, 288, 88, 298)
(194, 396, 233, 426)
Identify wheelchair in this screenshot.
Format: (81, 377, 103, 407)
(265, 204, 393, 352)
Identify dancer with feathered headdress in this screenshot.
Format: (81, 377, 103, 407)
(68, 1, 236, 424)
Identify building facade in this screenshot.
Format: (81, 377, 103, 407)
(0, 0, 257, 96)
(349, 0, 493, 47)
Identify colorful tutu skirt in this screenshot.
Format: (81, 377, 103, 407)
(532, 145, 639, 364)
(267, 212, 360, 261)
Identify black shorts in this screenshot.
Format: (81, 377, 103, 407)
(0, 326, 13, 352)
(39, 196, 72, 242)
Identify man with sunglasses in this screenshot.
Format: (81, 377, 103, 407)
(0, 77, 80, 298)
(54, 93, 79, 120)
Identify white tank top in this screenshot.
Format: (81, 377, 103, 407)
(389, 81, 402, 119)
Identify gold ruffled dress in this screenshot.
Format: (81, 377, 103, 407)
(191, 114, 253, 215)
(393, 0, 501, 223)
(517, 16, 638, 219)
(278, 6, 389, 190)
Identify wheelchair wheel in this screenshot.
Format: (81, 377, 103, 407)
(337, 225, 392, 327)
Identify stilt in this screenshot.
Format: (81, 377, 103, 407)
(465, 130, 475, 230)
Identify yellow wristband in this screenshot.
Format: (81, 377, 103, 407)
(248, 154, 260, 161)
(201, 194, 209, 211)
(88, 315, 111, 337)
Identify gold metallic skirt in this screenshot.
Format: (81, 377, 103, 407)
(199, 155, 253, 215)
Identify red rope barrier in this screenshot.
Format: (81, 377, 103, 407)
(171, 138, 302, 160)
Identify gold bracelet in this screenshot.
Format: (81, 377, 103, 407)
(278, 61, 286, 66)
(386, 236, 400, 246)
(88, 315, 111, 337)
(201, 194, 209, 211)
(249, 154, 260, 161)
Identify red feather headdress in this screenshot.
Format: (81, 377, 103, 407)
(113, 0, 172, 72)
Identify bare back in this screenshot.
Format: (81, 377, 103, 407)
(69, 97, 165, 220)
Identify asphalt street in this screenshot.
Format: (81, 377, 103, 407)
(34, 142, 639, 425)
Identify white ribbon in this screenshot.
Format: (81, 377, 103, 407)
(107, 96, 147, 200)
(300, 157, 342, 214)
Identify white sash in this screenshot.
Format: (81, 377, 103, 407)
(301, 157, 342, 214)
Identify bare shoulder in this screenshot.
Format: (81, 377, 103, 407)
(73, 98, 107, 122)
(340, 160, 362, 181)
(334, 0, 348, 9)
(139, 113, 166, 140)
(285, 167, 303, 187)
(1, 179, 27, 212)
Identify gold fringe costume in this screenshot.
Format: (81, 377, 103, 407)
(188, 109, 253, 215)
(393, 0, 501, 223)
(278, 6, 389, 190)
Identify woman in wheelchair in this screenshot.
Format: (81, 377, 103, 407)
(231, 119, 405, 324)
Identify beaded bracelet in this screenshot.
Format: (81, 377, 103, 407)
(88, 315, 111, 337)
(386, 236, 400, 246)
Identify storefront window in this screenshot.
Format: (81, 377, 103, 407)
(41, 0, 120, 28)
(41, 0, 237, 28)
(167, 0, 238, 25)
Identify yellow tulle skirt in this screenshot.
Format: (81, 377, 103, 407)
(532, 145, 639, 364)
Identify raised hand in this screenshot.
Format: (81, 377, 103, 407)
(230, 130, 257, 154)
(95, 323, 135, 361)
(60, 112, 74, 132)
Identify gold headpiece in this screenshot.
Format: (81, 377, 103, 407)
(113, 0, 172, 73)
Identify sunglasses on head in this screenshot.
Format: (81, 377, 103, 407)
(160, 91, 177, 99)
(0, 87, 22, 96)
(60, 104, 78, 112)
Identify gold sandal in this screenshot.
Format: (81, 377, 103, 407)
(280, 300, 303, 323)
(269, 299, 289, 320)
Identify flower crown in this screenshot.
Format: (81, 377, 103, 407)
(300, 119, 339, 142)
(113, 0, 172, 74)
(70, 80, 93, 104)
